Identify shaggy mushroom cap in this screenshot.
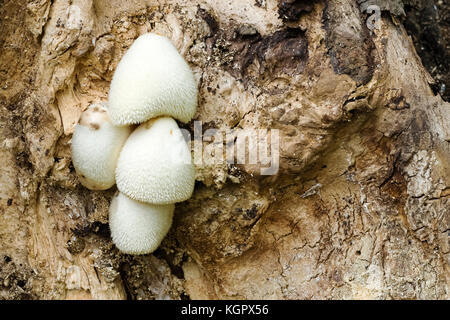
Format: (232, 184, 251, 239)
(108, 33, 197, 125)
(116, 117, 195, 204)
(71, 103, 131, 190)
(109, 192, 174, 255)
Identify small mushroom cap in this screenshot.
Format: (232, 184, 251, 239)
(71, 103, 131, 190)
(116, 117, 195, 204)
(109, 192, 174, 255)
(108, 33, 197, 125)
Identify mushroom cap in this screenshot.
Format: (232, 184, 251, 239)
(108, 33, 197, 125)
(71, 103, 131, 190)
(116, 117, 195, 204)
(109, 192, 174, 255)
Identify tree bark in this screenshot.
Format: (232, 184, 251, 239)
(0, 0, 448, 299)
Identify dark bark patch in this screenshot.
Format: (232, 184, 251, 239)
(72, 221, 110, 238)
(244, 203, 259, 220)
(387, 95, 410, 110)
(357, 0, 405, 17)
(197, 6, 219, 37)
(198, 9, 308, 82)
(380, 168, 407, 218)
(323, 0, 375, 85)
(0, 256, 36, 299)
(403, 0, 450, 101)
(252, 28, 309, 76)
(15, 150, 33, 173)
(218, 27, 308, 81)
(66, 236, 86, 255)
(278, 0, 315, 22)
(152, 247, 187, 280)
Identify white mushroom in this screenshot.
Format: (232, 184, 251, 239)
(109, 192, 174, 254)
(108, 33, 198, 125)
(71, 103, 131, 190)
(116, 117, 195, 204)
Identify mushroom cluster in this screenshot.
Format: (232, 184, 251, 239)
(71, 33, 197, 255)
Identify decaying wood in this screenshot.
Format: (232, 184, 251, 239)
(0, 0, 448, 299)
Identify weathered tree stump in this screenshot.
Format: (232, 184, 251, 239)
(0, 0, 448, 299)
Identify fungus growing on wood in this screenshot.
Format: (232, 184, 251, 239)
(109, 193, 174, 255)
(108, 33, 198, 125)
(71, 103, 131, 190)
(116, 117, 195, 204)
